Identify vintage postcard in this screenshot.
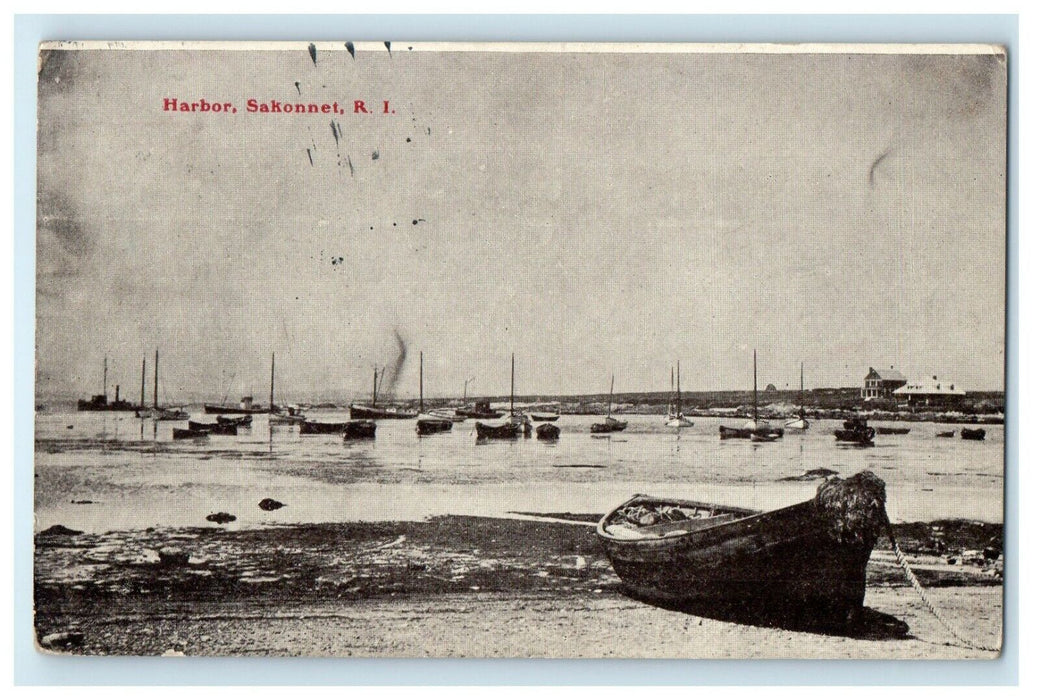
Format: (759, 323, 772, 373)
(34, 42, 1006, 658)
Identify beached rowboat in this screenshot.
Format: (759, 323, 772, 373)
(961, 428, 986, 441)
(597, 471, 888, 628)
(535, 423, 561, 440)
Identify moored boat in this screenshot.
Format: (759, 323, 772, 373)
(343, 419, 377, 440)
(456, 400, 503, 420)
(475, 354, 529, 439)
(591, 375, 627, 434)
(136, 351, 189, 420)
(530, 412, 561, 422)
(783, 362, 811, 431)
(78, 358, 136, 411)
(721, 350, 780, 439)
(961, 427, 986, 441)
(875, 426, 910, 435)
(216, 414, 252, 427)
(936, 430, 955, 438)
(535, 423, 561, 440)
(597, 471, 888, 628)
(172, 427, 209, 440)
(750, 432, 779, 443)
(187, 420, 237, 435)
(665, 361, 694, 428)
(204, 396, 270, 415)
(835, 418, 875, 445)
(415, 352, 453, 436)
(299, 420, 350, 435)
(349, 367, 418, 419)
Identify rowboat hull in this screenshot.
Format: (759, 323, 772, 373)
(530, 413, 560, 422)
(784, 417, 810, 430)
(665, 415, 694, 428)
(416, 417, 453, 435)
(535, 423, 561, 440)
(343, 420, 377, 440)
(590, 419, 627, 434)
(834, 428, 874, 445)
(172, 427, 209, 440)
(187, 420, 237, 435)
(961, 428, 986, 441)
(875, 427, 910, 435)
(203, 404, 269, 415)
(719, 425, 753, 439)
(475, 421, 522, 439)
(597, 472, 886, 628)
(299, 420, 350, 435)
(348, 404, 419, 420)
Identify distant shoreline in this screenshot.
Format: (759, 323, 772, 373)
(37, 387, 1006, 425)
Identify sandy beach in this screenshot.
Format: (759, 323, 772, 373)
(34, 515, 1003, 658)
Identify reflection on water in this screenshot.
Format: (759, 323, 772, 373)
(35, 411, 1004, 532)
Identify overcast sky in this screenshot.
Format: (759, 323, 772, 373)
(36, 44, 1006, 401)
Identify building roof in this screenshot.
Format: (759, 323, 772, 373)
(868, 367, 906, 382)
(893, 378, 966, 396)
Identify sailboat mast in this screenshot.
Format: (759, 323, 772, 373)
(799, 361, 805, 418)
(608, 374, 614, 418)
(153, 350, 160, 409)
(510, 354, 515, 416)
(677, 361, 682, 414)
(752, 349, 758, 422)
(103, 357, 108, 399)
(419, 351, 424, 413)
(372, 367, 378, 406)
(139, 356, 146, 409)
(269, 353, 275, 411)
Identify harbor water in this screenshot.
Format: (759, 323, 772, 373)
(35, 411, 1004, 534)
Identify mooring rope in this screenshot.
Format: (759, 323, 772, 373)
(884, 516, 1000, 653)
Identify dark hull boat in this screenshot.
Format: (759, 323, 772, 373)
(78, 396, 136, 412)
(750, 432, 779, 443)
(457, 406, 503, 420)
(936, 430, 956, 438)
(597, 471, 888, 629)
(343, 420, 377, 440)
(530, 413, 560, 423)
(835, 427, 875, 445)
(188, 420, 237, 435)
(719, 425, 753, 439)
(172, 427, 209, 440)
(590, 418, 628, 434)
(875, 427, 910, 435)
(348, 405, 418, 420)
(416, 417, 453, 435)
(475, 420, 523, 440)
(961, 428, 986, 441)
(536, 423, 561, 440)
(203, 403, 269, 415)
(299, 420, 350, 435)
(216, 415, 252, 427)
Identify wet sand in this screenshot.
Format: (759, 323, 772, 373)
(34, 516, 1003, 658)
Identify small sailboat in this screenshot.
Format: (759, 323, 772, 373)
(205, 354, 280, 415)
(475, 354, 530, 439)
(416, 352, 453, 436)
(349, 367, 419, 420)
(720, 350, 782, 440)
(137, 351, 189, 420)
(784, 362, 810, 431)
(665, 361, 694, 428)
(591, 375, 628, 434)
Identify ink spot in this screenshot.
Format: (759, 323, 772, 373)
(372, 150, 379, 160)
(406, 137, 411, 143)
(308, 43, 317, 66)
(346, 42, 355, 60)
(295, 81, 301, 95)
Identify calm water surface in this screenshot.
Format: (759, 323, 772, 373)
(35, 411, 1004, 533)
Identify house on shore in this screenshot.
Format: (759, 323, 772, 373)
(861, 367, 907, 400)
(892, 376, 967, 408)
